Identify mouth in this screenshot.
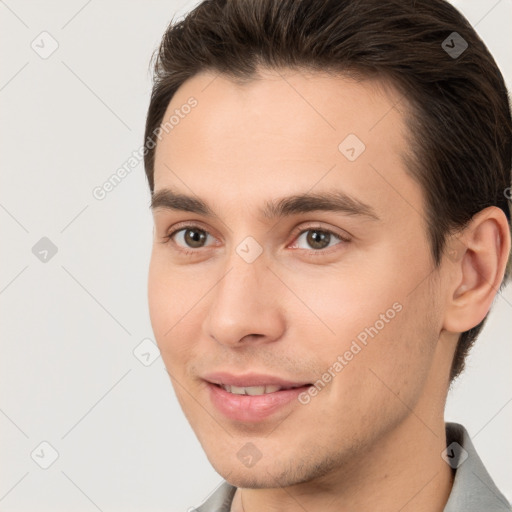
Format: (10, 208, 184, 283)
(202, 372, 313, 422)
(203, 371, 312, 390)
(214, 383, 307, 395)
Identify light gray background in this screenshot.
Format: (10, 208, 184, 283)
(1, 1, 511, 511)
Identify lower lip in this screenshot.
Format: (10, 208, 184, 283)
(206, 382, 311, 422)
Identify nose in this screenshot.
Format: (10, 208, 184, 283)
(203, 249, 286, 348)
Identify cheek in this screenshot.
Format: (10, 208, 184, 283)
(287, 258, 438, 397)
(148, 246, 208, 323)
(147, 253, 203, 364)
(284, 264, 402, 351)
(326, 282, 439, 426)
(147, 255, 172, 340)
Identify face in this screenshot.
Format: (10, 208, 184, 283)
(148, 68, 450, 488)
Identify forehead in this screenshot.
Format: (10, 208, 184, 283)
(152, 68, 419, 222)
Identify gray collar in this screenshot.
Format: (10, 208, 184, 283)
(443, 422, 510, 511)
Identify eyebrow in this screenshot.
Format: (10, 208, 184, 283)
(150, 187, 379, 221)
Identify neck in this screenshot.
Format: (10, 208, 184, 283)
(232, 415, 454, 512)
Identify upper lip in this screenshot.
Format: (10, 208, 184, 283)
(203, 371, 311, 388)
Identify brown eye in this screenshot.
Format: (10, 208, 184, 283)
(292, 228, 346, 251)
(182, 228, 207, 248)
(169, 226, 212, 250)
(306, 230, 332, 249)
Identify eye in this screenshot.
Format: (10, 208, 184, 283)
(164, 225, 216, 252)
(289, 227, 349, 252)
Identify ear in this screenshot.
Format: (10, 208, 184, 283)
(442, 206, 511, 334)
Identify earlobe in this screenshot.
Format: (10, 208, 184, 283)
(443, 207, 511, 334)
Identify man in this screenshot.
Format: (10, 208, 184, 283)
(144, 0, 511, 510)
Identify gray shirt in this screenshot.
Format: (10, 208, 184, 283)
(193, 422, 511, 511)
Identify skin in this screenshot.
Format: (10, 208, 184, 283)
(147, 68, 510, 512)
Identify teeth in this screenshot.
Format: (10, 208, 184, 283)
(221, 384, 284, 395)
(262, 385, 281, 394)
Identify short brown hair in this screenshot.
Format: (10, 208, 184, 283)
(144, 0, 512, 381)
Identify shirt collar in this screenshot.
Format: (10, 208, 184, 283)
(443, 422, 510, 511)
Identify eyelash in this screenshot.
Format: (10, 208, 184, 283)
(161, 223, 351, 257)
